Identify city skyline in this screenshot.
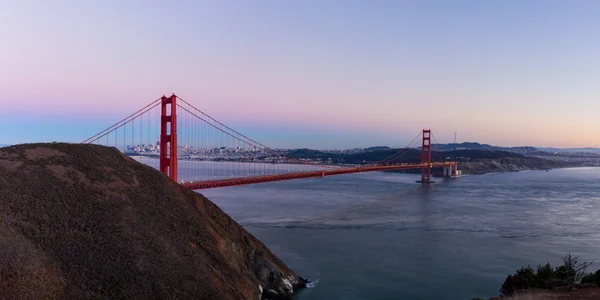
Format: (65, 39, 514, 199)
(1, 1, 600, 148)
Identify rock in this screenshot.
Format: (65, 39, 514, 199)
(263, 289, 280, 299)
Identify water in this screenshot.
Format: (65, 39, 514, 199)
(197, 167, 600, 300)
(135, 158, 600, 299)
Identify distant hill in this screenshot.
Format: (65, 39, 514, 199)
(284, 147, 571, 174)
(537, 147, 600, 154)
(363, 146, 390, 152)
(432, 142, 600, 155)
(0, 144, 9, 148)
(433, 142, 500, 151)
(432, 142, 538, 153)
(287, 148, 344, 162)
(0, 143, 306, 299)
(286, 147, 525, 164)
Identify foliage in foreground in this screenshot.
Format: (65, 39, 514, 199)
(500, 253, 599, 296)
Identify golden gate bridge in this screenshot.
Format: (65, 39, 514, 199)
(82, 94, 460, 189)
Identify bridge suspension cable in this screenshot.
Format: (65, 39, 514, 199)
(175, 96, 317, 165)
(174, 98, 325, 183)
(376, 131, 423, 165)
(82, 94, 456, 188)
(82, 98, 161, 144)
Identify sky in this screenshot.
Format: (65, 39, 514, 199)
(1, 0, 599, 149)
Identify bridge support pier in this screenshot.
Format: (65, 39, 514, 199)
(443, 166, 452, 177)
(160, 94, 178, 182)
(443, 163, 461, 178)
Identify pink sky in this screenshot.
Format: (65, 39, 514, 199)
(1, 1, 599, 148)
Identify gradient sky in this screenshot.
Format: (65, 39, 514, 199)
(1, 0, 599, 149)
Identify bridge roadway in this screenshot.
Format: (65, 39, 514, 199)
(182, 162, 457, 190)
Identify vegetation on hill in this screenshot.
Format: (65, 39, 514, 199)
(363, 146, 391, 152)
(286, 147, 571, 174)
(0, 143, 306, 300)
(498, 254, 600, 297)
(287, 148, 344, 162)
(459, 157, 560, 174)
(436, 150, 524, 160)
(287, 148, 526, 165)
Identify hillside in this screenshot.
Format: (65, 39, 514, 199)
(0, 143, 306, 300)
(286, 147, 571, 174)
(289, 148, 529, 164)
(460, 157, 559, 174)
(538, 147, 600, 154)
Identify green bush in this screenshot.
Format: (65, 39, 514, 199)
(581, 273, 596, 284)
(581, 269, 600, 287)
(500, 274, 527, 296)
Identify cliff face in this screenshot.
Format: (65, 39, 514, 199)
(460, 157, 559, 174)
(0, 143, 305, 300)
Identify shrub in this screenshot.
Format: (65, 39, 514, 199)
(500, 274, 527, 296)
(581, 273, 596, 284)
(581, 269, 600, 287)
(554, 253, 591, 285)
(500, 254, 594, 295)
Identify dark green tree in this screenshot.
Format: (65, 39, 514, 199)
(500, 266, 536, 296)
(554, 253, 592, 285)
(516, 265, 536, 287)
(535, 262, 556, 288)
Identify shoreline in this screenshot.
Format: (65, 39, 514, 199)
(462, 164, 600, 176)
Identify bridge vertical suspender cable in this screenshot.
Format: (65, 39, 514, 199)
(83, 94, 457, 188)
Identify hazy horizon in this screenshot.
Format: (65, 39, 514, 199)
(2, 1, 599, 148)
(2, 141, 600, 152)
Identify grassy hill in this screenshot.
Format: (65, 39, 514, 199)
(0, 143, 305, 299)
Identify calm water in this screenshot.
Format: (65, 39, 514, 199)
(198, 167, 600, 300)
(135, 159, 600, 299)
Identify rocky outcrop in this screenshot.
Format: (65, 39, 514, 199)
(0, 143, 306, 300)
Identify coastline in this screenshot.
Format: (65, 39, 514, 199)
(459, 157, 579, 175)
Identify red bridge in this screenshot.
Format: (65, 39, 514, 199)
(83, 94, 460, 189)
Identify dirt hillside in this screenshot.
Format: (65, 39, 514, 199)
(0, 143, 306, 300)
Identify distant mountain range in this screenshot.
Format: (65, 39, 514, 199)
(430, 142, 600, 155)
(431, 142, 539, 155)
(0, 144, 10, 148)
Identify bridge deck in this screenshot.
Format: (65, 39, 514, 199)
(183, 162, 456, 189)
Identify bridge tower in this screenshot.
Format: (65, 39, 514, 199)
(419, 129, 433, 183)
(160, 94, 178, 182)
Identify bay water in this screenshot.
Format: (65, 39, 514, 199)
(202, 167, 600, 299)
(135, 158, 600, 299)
